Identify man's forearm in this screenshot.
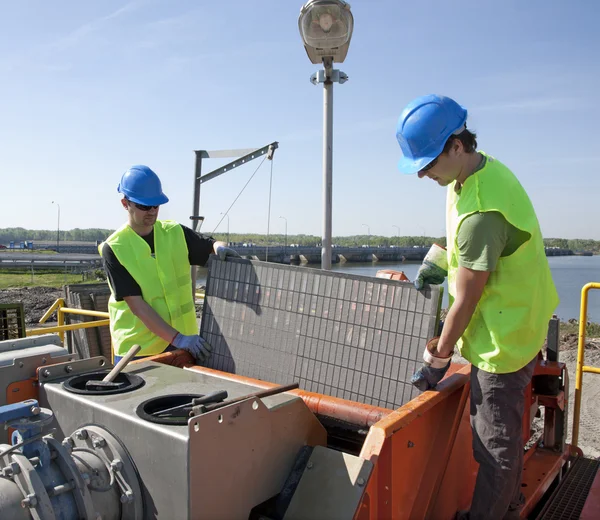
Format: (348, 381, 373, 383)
(124, 296, 179, 343)
(436, 299, 478, 357)
(435, 266, 490, 357)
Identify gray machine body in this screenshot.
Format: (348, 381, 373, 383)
(0, 334, 71, 444)
(40, 360, 325, 519)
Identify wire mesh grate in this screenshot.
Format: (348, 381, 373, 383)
(0, 303, 26, 341)
(200, 257, 442, 409)
(536, 457, 600, 520)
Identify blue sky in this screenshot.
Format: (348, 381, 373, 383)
(1, 0, 598, 239)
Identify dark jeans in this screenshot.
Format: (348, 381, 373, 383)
(113, 344, 176, 364)
(467, 356, 537, 520)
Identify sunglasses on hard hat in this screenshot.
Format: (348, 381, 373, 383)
(126, 199, 159, 211)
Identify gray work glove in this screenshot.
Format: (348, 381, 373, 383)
(215, 245, 240, 261)
(172, 333, 212, 362)
(411, 337, 452, 391)
(414, 244, 448, 290)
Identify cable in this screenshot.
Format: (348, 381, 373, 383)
(211, 155, 268, 235)
(0, 428, 56, 457)
(265, 157, 274, 261)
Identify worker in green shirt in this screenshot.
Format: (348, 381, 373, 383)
(396, 95, 559, 520)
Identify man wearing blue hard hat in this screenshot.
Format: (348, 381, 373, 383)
(397, 95, 559, 519)
(99, 165, 238, 364)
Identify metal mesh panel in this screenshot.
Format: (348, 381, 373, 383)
(64, 283, 111, 358)
(536, 457, 600, 520)
(201, 258, 441, 409)
(0, 303, 26, 340)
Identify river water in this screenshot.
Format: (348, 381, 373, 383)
(197, 255, 600, 322)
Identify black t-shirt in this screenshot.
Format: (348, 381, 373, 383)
(102, 224, 215, 301)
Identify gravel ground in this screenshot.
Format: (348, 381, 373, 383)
(561, 345, 600, 458)
(0, 287, 63, 324)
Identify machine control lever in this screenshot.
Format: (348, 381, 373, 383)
(153, 390, 229, 417)
(190, 382, 300, 417)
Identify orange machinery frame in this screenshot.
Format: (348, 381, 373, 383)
(7, 349, 570, 519)
(152, 350, 570, 519)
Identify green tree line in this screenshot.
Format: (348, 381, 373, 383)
(543, 238, 600, 253)
(211, 233, 447, 248)
(0, 228, 113, 243)
(1, 228, 598, 252)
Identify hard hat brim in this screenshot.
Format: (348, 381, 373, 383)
(125, 192, 169, 206)
(397, 154, 438, 175)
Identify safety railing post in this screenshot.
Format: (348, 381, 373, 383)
(57, 306, 65, 345)
(572, 282, 600, 452)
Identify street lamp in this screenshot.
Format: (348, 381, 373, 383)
(51, 201, 60, 252)
(279, 216, 288, 253)
(220, 213, 230, 245)
(392, 225, 400, 247)
(299, 0, 354, 270)
(362, 224, 370, 247)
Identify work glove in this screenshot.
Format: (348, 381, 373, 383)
(215, 245, 240, 261)
(414, 244, 448, 290)
(411, 337, 453, 391)
(172, 333, 213, 363)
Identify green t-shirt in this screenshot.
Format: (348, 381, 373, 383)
(457, 211, 531, 271)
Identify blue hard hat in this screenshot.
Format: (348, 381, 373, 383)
(396, 95, 468, 174)
(117, 165, 169, 206)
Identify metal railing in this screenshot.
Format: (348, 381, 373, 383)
(24, 292, 205, 361)
(571, 282, 600, 451)
(26, 298, 110, 345)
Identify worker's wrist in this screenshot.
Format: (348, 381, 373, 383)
(170, 332, 180, 345)
(435, 341, 454, 358)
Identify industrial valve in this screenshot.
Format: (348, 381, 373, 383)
(0, 400, 142, 520)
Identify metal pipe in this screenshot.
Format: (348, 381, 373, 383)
(58, 302, 65, 344)
(192, 383, 299, 416)
(59, 308, 109, 319)
(322, 58, 334, 270)
(27, 319, 110, 336)
(583, 366, 600, 374)
(39, 298, 66, 324)
(571, 282, 600, 451)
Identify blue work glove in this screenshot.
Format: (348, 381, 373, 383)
(411, 337, 452, 391)
(215, 245, 240, 261)
(414, 244, 448, 290)
(172, 333, 212, 362)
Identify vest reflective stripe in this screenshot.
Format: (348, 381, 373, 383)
(446, 153, 559, 373)
(99, 221, 198, 357)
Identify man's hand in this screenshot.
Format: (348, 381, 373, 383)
(414, 244, 448, 290)
(411, 337, 453, 391)
(215, 245, 240, 261)
(172, 333, 213, 362)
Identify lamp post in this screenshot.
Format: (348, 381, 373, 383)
(362, 224, 370, 247)
(51, 201, 60, 252)
(392, 225, 400, 247)
(279, 216, 288, 253)
(299, 0, 354, 270)
(220, 213, 230, 245)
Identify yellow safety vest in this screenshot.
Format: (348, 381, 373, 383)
(99, 220, 198, 356)
(446, 153, 559, 373)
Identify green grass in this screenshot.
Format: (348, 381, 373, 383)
(1, 249, 57, 255)
(0, 271, 97, 289)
